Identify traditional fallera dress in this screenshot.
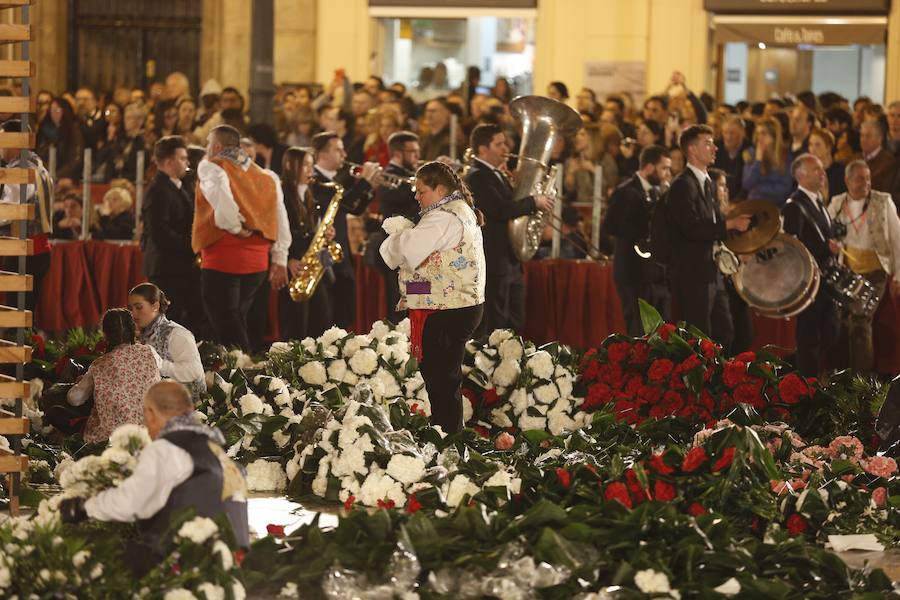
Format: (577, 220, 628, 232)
(140, 314, 207, 401)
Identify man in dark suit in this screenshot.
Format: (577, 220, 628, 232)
(141, 135, 202, 332)
(310, 131, 382, 330)
(667, 125, 749, 338)
(783, 154, 841, 376)
(713, 115, 749, 200)
(465, 123, 553, 335)
(374, 131, 420, 323)
(604, 145, 671, 336)
(860, 119, 900, 209)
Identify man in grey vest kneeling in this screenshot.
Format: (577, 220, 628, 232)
(60, 381, 249, 574)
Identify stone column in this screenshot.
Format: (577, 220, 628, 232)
(249, 0, 275, 124)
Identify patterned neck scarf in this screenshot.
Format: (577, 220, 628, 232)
(215, 146, 252, 169)
(419, 189, 464, 217)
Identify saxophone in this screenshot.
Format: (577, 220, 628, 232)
(288, 181, 345, 302)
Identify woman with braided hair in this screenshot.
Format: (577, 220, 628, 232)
(67, 308, 161, 443)
(380, 160, 486, 433)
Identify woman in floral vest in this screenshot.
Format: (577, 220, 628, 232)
(380, 161, 487, 433)
(67, 308, 161, 444)
(128, 283, 206, 401)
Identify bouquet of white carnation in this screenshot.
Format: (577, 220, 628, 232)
(382, 215, 415, 236)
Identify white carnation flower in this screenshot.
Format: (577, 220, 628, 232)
(509, 389, 528, 415)
(279, 582, 299, 598)
(484, 468, 522, 494)
(299, 361, 328, 385)
(518, 414, 547, 431)
(246, 460, 287, 492)
(488, 329, 514, 346)
(498, 338, 524, 361)
(547, 410, 576, 436)
(213, 539, 233, 570)
(382, 215, 415, 235)
(533, 383, 559, 404)
(396, 318, 411, 337)
(274, 389, 292, 408)
(177, 517, 219, 545)
(474, 351, 496, 376)
(318, 326, 349, 347)
(232, 580, 247, 600)
(197, 583, 225, 600)
(72, 549, 90, 568)
(268, 341, 292, 355)
(0, 565, 9, 588)
(358, 470, 405, 506)
(462, 396, 474, 423)
(108, 424, 151, 450)
(386, 454, 427, 486)
(272, 429, 291, 449)
(90, 564, 103, 579)
(492, 359, 521, 387)
(378, 341, 410, 365)
(634, 569, 672, 594)
(713, 578, 741, 596)
(557, 376, 574, 399)
(373, 368, 402, 397)
(326, 359, 348, 382)
(342, 335, 370, 358)
(490, 409, 513, 428)
(237, 393, 265, 415)
(227, 349, 254, 369)
(526, 351, 554, 379)
(100, 447, 133, 466)
(349, 348, 378, 375)
(300, 337, 317, 353)
(446, 474, 481, 507)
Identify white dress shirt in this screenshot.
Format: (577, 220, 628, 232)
(158, 326, 205, 385)
(380, 209, 464, 270)
(85, 438, 193, 521)
(197, 158, 291, 266)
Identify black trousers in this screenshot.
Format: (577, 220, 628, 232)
(25, 252, 50, 315)
(201, 269, 267, 352)
(383, 268, 406, 325)
(725, 279, 753, 356)
(795, 293, 840, 377)
(150, 271, 204, 336)
(615, 278, 671, 337)
(278, 280, 332, 341)
(672, 277, 732, 341)
(421, 304, 484, 433)
(481, 265, 525, 337)
(247, 276, 271, 354)
(332, 273, 356, 330)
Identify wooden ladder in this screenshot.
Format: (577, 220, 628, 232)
(0, 0, 34, 517)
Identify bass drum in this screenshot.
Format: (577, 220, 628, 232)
(732, 233, 820, 319)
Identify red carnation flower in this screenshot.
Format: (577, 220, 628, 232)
(786, 513, 808, 536)
(266, 523, 286, 537)
(233, 548, 246, 567)
(723, 360, 748, 388)
(376, 498, 396, 510)
(30, 334, 45, 358)
(650, 452, 674, 475)
(582, 360, 600, 382)
(653, 480, 676, 502)
(677, 354, 702, 374)
(687, 502, 706, 516)
(658, 323, 677, 341)
(630, 341, 650, 365)
(778, 373, 811, 404)
(473, 425, 491, 439)
(735, 351, 756, 363)
(604, 481, 633, 508)
(556, 467, 572, 489)
(648, 359, 674, 382)
(483, 388, 500, 407)
(699, 339, 718, 359)
(733, 381, 764, 408)
(711, 447, 736, 472)
(344, 495, 355, 511)
(606, 341, 631, 365)
(406, 494, 422, 514)
(462, 388, 477, 403)
(681, 447, 708, 473)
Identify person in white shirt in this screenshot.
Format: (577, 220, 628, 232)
(60, 381, 249, 576)
(191, 125, 291, 352)
(828, 159, 900, 372)
(380, 161, 486, 433)
(129, 282, 206, 400)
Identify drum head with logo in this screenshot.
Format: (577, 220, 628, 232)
(732, 233, 819, 318)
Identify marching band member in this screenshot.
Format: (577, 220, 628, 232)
(380, 161, 486, 433)
(783, 154, 841, 376)
(827, 159, 900, 373)
(465, 123, 553, 335)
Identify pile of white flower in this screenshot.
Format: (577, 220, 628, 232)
(463, 330, 590, 435)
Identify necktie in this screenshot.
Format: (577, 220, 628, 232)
(816, 194, 830, 224)
(703, 177, 717, 223)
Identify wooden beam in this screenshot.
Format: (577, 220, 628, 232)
(0, 454, 27, 473)
(0, 1, 31, 8)
(0, 340, 30, 363)
(0, 132, 34, 149)
(0, 272, 32, 292)
(0, 168, 35, 185)
(0, 204, 33, 220)
(0, 237, 32, 256)
(0, 418, 28, 435)
(0, 60, 33, 78)
(0, 25, 30, 44)
(0, 374, 29, 398)
(0, 306, 31, 328)
(0, 97, 33, 114)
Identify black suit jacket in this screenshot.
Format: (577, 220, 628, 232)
(141, 172, 196, 278)
(666, 168, 726, 284)
(282, 182, 316, 261)
(604, 175, 664, 285)
(782, 188, 833, 268)
(311, 166, 375, 279)
(465, 161, 535, 276)
(378, 163, 418, 221)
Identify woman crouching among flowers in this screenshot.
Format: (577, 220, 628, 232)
(380, 161, 486, 433)
(129, 283, 206, 401)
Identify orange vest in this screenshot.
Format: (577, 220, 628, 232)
(191, 157, 278, 253)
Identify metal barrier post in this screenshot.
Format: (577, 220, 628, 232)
(134, 150, 145, 241)
(81, 148, 91, 240)
(449, 114, 458, 162)
(590, 165, 604, 260)
(550, 168, 564, 259)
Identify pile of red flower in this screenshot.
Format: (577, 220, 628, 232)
(578, 322, 817, 427)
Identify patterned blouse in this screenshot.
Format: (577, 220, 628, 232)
(67, 343, 161, 444)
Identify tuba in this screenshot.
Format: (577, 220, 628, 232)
(288, 181, 345, 302)
(507, 96, 583, 262)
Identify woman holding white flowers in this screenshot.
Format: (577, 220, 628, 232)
(380, 161, 486, 432)
(129, 283, 206, 401)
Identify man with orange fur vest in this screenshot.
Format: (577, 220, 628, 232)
(192, 124, 290, 351)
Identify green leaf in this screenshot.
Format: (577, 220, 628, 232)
(639, 299, 664, 335)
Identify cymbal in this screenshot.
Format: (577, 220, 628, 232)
(723, 199, 780, 254)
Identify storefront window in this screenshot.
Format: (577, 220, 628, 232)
(375, 16, 535, 100)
